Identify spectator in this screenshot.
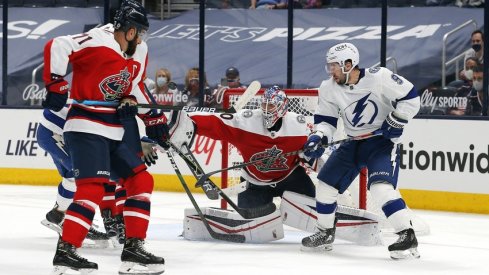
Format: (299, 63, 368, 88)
(450, 57, 479, 88)
(175, 67, 212, 107)
(464, 30, 484, 66)
(211, 67, 248, 107)
(450, 64, 483, 115)
(150, 68, 178, 106)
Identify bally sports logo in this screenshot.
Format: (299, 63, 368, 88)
(99, 68, 131, 101)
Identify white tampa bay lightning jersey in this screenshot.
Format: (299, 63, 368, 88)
(315, 67, 420, 139)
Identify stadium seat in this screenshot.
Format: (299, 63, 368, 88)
(56, 0, 88, 7)
(23, 0, 55, 7)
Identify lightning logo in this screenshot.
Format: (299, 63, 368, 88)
(52, 133, 68, 156)
(345, 93, 378, 128)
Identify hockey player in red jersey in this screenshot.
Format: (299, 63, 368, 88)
(42, 1, 166, 274)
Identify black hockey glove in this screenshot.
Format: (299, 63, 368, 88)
(42, 77, 69, 112)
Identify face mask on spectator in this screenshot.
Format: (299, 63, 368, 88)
(472, 44, 482, 52)
(157, 77, 167, 87)
(473, 80, 483, 91)
(464, 69, 473, 80)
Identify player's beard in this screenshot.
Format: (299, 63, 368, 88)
(125, 38, 138, 56)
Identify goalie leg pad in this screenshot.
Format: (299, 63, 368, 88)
(183, 207, 284, 243)
(281, 191, 383, 246)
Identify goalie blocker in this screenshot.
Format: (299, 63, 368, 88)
(183, 191, 382, 245)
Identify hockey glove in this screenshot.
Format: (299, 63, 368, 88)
(141, 138, 158, 166)
(380, 112, 408, 139)
(42, 78, 69, 112)
(303, 132, 327, 159)
(143, 112, 170, 150)
(117, 97, 138, 122)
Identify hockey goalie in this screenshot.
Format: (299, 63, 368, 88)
(165, 85, 383, 245)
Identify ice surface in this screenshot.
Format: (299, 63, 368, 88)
(1, 185, 488, 275)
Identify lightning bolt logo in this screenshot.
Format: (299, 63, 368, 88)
(52, 134, 68, 156)
(351, 94, 370, 127)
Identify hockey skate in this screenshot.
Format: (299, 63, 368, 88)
(388, 228, 420, 260)
(41, 204, 64, 234)
(84, 226, 111, 249)
(115, 214, 126, 245)
(301, 226, 336, 252)
(52, 238, 98, 275)
(102, 209, 122, 247)
(119, 238, 165, 275)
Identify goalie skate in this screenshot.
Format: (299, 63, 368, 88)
(119, 238, 165, 275)
(52, 239, 98, 275)
(388, 228, 420, 260)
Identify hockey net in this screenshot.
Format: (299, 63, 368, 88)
(221, 88, 430, 235)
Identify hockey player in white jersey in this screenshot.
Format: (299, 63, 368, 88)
(301, 42, 421, 259)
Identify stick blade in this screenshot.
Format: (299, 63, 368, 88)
(232, 80, 261, 112)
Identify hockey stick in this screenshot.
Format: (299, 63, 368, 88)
(71, 80, 261, 113)
(152, 141, 276, 219)
(165, 148, 245, 243)
(195, 131, 383, 188)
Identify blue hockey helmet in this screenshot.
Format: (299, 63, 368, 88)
(114, 0, 149, 33)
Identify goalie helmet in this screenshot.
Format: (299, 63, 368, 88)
(114, 0, 149, 33)
(261, 85, 288, 129)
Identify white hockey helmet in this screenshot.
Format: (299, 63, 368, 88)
(261, 85, 288, 129)
(326, 42, 359, 70)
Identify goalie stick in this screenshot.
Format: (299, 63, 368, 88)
(152, 141, 276, 219)
(195, 131, 383, 188)
(165, 148, 245, 243)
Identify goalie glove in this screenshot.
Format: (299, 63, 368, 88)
(141, 138, 158, 166)
(42, 76, 69, 112)
(380, 112, 408, 139)
(168, 110, 196, 150)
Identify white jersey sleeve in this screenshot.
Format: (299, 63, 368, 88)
(378, 67, 420, 120)
(314, 79, 339, 141)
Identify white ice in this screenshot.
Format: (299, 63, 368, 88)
(1, 184, 489, 275)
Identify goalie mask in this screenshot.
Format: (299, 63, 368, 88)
(325, 42, 359, 84)
(261, 85, 288, 129)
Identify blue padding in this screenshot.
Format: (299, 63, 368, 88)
(58, 183, 75, 199)
(313, 114, 338, 128)
(125, 198, 151, 211)
(68, 202, 95, 220)
(316, 201, 337, 214)
(398, 87, 418, 101)
(382, 198, 406, 218)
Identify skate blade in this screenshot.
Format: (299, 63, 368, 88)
(82, 239, 110, 249)
(52, 265, 97, 275)
(300, 244, 333, 253)
(119, 261, 165, 275)
(41, 219, 62, 235)
(110, 237, 123, 249)
(390, 248, 420, 260)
